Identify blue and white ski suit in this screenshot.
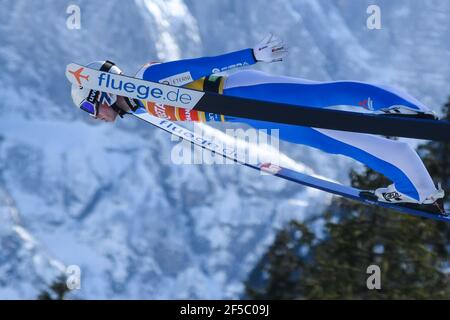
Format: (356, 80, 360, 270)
(136, 48, 437, 202)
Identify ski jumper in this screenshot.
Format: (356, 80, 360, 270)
(136, 49, 437, 202)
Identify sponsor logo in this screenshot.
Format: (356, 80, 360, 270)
(146, 102, 170, 119)
(86, 89, 98, 103)
(98, 92, 115, 106)
(145, 102, 224, 123)
(97, 73, 194, 106)
(183, 108, 192, 121)
(159, 71, 193, 86)
(212, 62, 249, 73)
(260, 163, 282, 174)
(69, 67, 89, 86)
(358, 97, 374, 110)
(382, 191, 401, 201)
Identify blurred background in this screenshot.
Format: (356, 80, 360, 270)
(0, 0, 449, 299)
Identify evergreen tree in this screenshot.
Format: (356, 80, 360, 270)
(245, 98, 450, 299)
(37, 276, 71, 300)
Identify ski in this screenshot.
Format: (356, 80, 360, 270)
(131, 108, 450, 223)
(66, 63, 450, 142)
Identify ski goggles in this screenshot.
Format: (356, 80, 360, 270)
(80, 100, 98, 117)
(79, 88, 100, 117)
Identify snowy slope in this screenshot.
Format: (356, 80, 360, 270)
(1, 0, 449, 299)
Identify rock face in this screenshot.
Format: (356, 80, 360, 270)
(0, 0, 449, 299)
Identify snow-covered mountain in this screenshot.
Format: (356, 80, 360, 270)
(0, 0, 449, 299)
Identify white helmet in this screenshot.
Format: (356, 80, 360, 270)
(71, 60, 140, 118)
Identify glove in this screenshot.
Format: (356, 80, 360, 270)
(252, 33, 288, 63)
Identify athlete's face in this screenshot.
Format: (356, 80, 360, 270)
(96, 103, 118, 122)
(96, 96, 130, 122)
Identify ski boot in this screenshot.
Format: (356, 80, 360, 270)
(360, 183, 447, 216)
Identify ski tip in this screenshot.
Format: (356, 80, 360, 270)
(358, 191, 450, 221)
